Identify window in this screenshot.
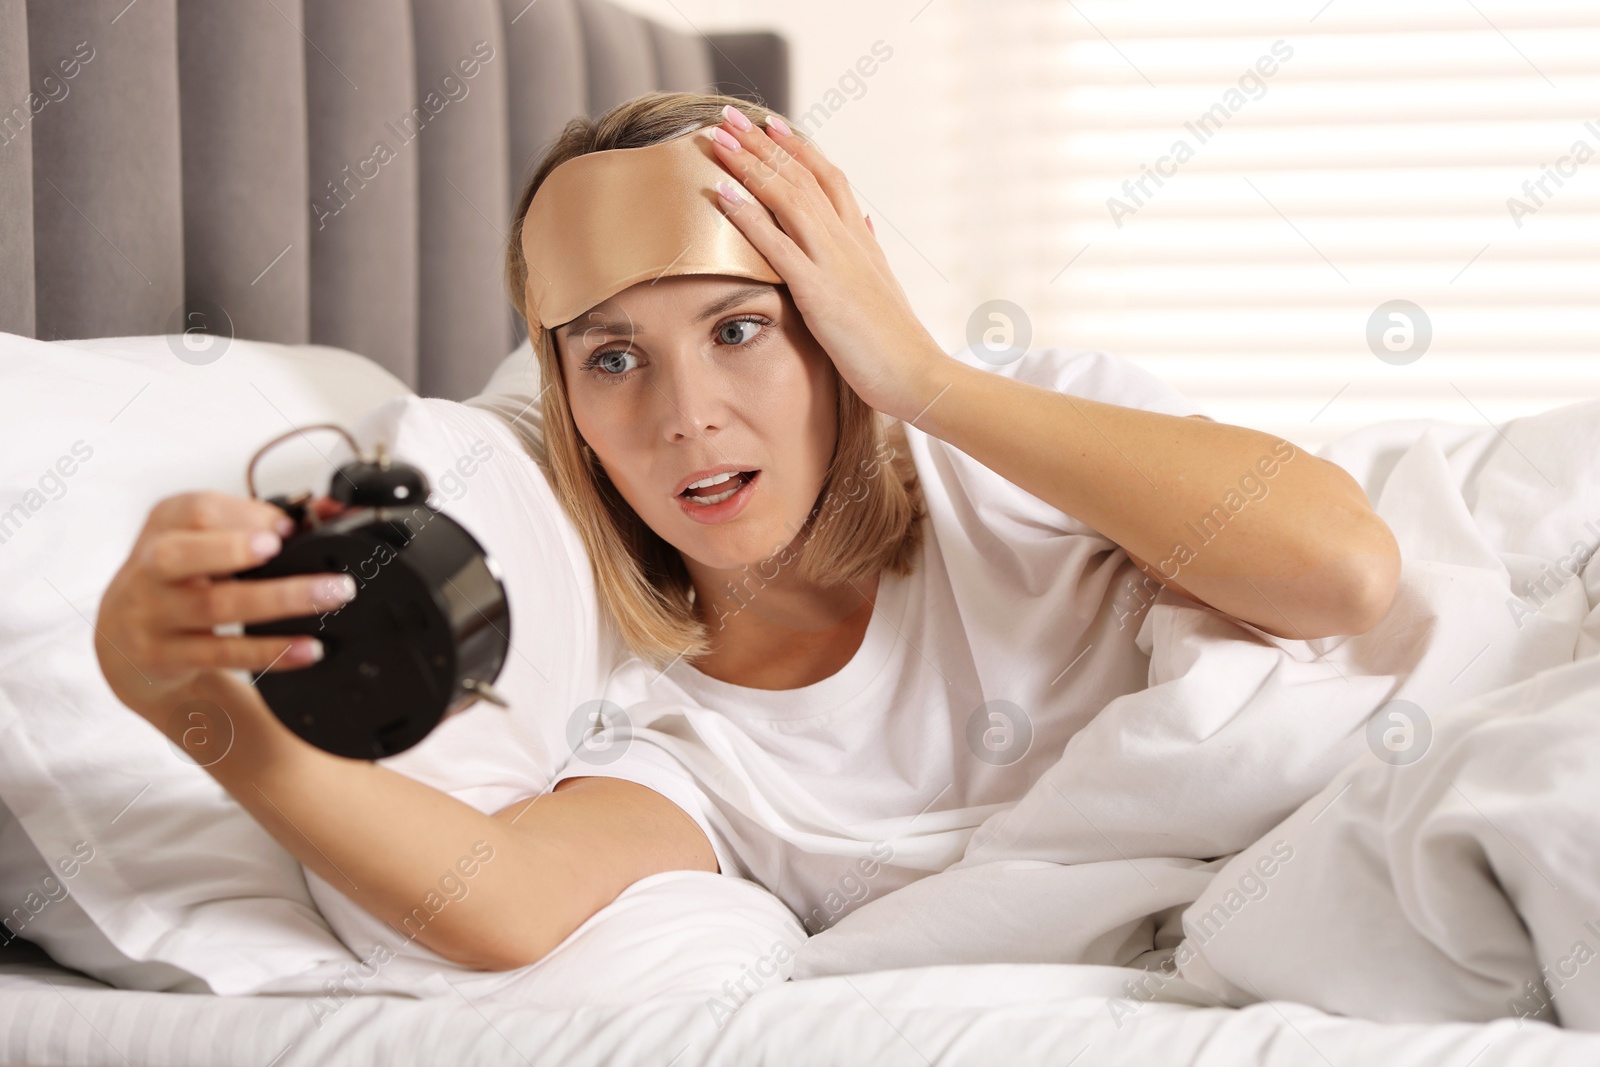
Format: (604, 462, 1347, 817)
(949, 0, 1600, 449)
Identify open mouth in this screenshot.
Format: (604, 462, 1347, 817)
(679, 469, 759, 506)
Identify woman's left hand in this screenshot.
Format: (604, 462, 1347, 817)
(707, 104, 949, 424)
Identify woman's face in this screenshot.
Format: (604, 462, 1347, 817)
(556, 276, 839, 573)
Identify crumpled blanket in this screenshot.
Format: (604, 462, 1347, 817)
(1176, 652, 1600, 1029)
(796, 397, 1600, 1030)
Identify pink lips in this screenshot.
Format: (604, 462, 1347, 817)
(676, 469, 760, 525)
(672, 463, 757, 498)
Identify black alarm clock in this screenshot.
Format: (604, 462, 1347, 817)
(234, 425, 511, 760)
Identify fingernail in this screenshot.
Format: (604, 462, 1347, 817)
(311, 574, 357, 609)
(715, 180, 744, 205)
(291, 638, 324, 665)
(722, 104, 752, 131)
(710, 127, 741, 152)
(765, 114, 791, 137)
(274, 515, 296, 538)
(249, 531, 281, 560)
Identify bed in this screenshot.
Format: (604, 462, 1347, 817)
(3, 931, 1595, 1066)
(5, 3, 1600, 1066)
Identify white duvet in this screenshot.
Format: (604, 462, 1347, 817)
(796, 399, 1600, 1031)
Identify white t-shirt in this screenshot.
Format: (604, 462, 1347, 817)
(552, 348, 1207, 934)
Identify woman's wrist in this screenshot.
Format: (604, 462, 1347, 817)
(870, 340, 956, 427)
(891, 346, 972, 430)
(157, 669, 318, 783)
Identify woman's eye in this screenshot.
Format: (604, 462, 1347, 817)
(590, 349, 638, 376)
(717, 319, 763, 346)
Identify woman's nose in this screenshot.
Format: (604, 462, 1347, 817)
(654, 351, 733, 442)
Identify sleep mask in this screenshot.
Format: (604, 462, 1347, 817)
(520, 128, 783, 330)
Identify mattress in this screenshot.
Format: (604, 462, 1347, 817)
(2, 937, 1595, 1067)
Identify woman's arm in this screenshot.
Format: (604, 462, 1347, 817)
(95, 491, 715, 971)
(189, 676, 713, 970)
(703, 106, 1399, 640)
(900, 369, 1400, 639)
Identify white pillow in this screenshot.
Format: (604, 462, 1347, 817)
(464, 336, 544, 458)
(0, 332, 412, 992)
(478, 335, 539, 401)
(0, 799, 203, 990)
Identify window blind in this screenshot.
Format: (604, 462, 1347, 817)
(950, 0, 1600, 450)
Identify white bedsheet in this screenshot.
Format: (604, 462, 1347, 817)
(796, 399, 1600, 1032)
(4, 940, 1598, 1066)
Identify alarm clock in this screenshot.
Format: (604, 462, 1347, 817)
(234, 425, 511, 760)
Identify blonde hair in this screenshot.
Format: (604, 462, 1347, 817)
(503, 91, 923, 669)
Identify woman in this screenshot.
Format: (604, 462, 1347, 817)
(93, 92, 1400, 972)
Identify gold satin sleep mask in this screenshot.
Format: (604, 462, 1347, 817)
(520, 128, 783, 330)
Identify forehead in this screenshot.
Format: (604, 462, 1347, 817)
(557, 276, 778, 346)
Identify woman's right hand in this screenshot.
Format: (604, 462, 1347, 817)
(94, 491, 359, 726)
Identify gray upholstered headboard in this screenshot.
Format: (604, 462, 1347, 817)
(0, 0, 788, 399)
